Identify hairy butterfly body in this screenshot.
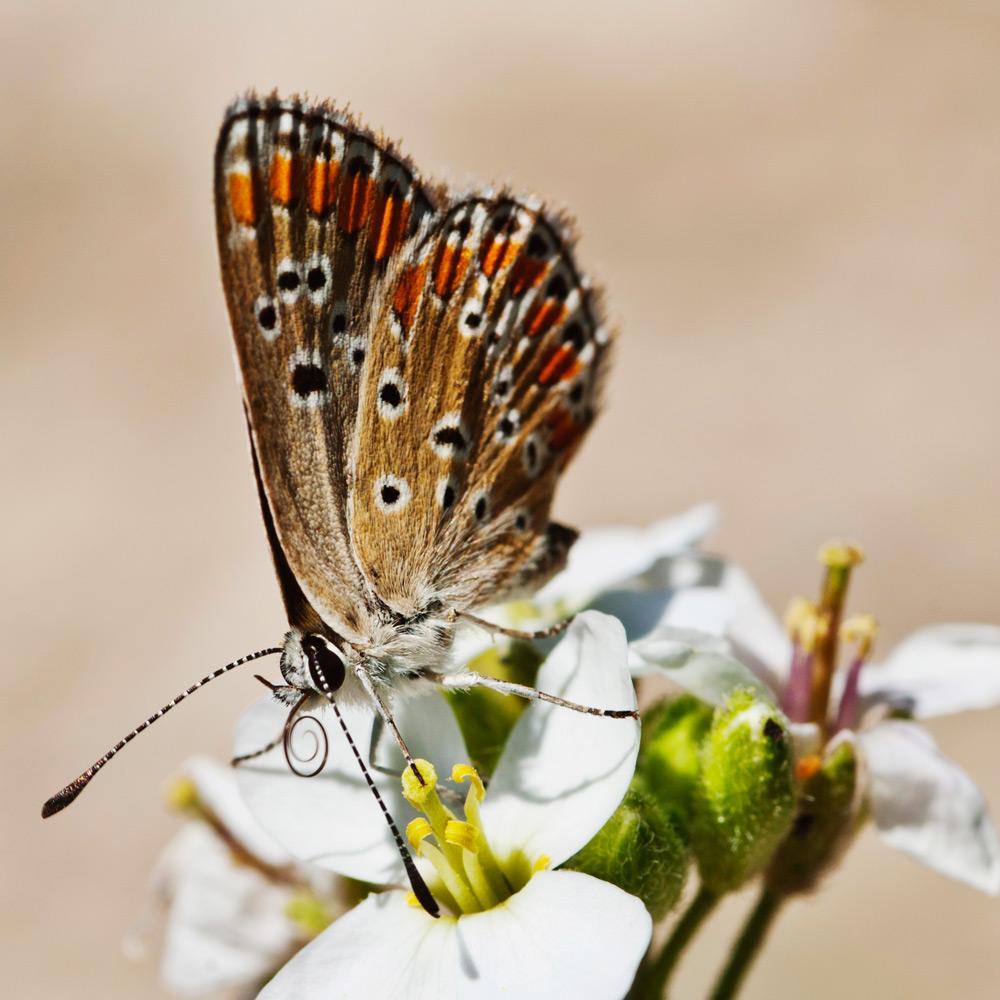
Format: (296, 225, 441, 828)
(215, 94, 612, 727)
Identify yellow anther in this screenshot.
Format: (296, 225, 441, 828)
(285, 891, 333, 936)
(784, 597, 820, 649)
(401, 759, 438, 807)
(445, 821, 480, 854)
(531, 854, 551, 874)
(164, 775, 199, 813)
(841, 613, 879, 659)
(406, 818, 433, 854)
(405, 891, 421, 909)
(452, 764, 486, 802)
(818, 541, 865, 569)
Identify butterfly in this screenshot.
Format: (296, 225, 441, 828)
(214, 92, 627, 754)
(43, 93, 633, 913)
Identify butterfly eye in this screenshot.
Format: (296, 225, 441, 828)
(302, 635, 346, 695)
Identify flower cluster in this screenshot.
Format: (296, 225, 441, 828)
(134, 506, 1000, 1000)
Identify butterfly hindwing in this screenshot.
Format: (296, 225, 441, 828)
(214, 95, 436, 639)
(349, 196, 611, 617)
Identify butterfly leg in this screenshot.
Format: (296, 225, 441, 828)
(354, 665, 428, 785)
(431, 671, 638, 719)
(231, 733, 283, 766)
(454, 610, 575, 642)
(366, 717, 464, 802)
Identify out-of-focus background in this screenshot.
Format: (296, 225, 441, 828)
(4, 1, 999, 996)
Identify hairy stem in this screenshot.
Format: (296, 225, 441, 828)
(628, 886, 718, 999)
(708, 887, 783, 1000)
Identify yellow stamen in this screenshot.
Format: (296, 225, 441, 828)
(406, 817, 433, 854)
(419, 840, 481, 914)
(445, 820, 479, 854)
(783, 598, 816, 639)
(841, 614, 879, 660)
(400, 759, 439, 807)
(810, 540, 865, 733)
(164, 775, 199, 813)
(452, 764, 486, 802)
(818, 541, 866, 569)
(532, 854, 552, 874)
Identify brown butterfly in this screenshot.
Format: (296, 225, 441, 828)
(43, 95, 633, 911)
(213, 93, 630, 758)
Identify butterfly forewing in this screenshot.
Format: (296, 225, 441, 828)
(349, 197, 611, 616)
(214, 96, 435, 639)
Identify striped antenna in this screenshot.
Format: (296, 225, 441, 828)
(325, 697, 441, 918)
(41, 647, 282, 818)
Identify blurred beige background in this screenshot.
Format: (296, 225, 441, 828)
(4, 0, 999, 996)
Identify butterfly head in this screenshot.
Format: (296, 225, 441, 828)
(279, 629, 351, 702)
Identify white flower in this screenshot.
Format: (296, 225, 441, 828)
(631, 555, 1000, 894)
(133, 756, 337, 996)
(233, 611, 651, 999)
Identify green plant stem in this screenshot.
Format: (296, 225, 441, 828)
(708, 887, 783, 1000)
(628, 886, 718, 999)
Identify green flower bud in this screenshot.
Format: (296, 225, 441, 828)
(639, 695, 714, 828)
(562, 780, 688, 920)
(691, 690, 796, 895)
(765, 737, 862, 896)
(445, 642, 543, 776)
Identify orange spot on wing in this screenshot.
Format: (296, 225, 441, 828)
(269, 152, 301, 206)
(392, 264, 427, 331)
(229, 169, 260, 226)
(538, 344, 583, 386)
(432, 240, 472, 298)
(338, 162, 374, 234)
(307, 158, 340, 215)
(522, 299, 567, 339)
(371, 189, 411, 261)
(508, 255, 547, 297)
(479, 235, 520, 277)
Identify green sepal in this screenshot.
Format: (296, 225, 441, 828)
(691, 690, 796, 895)
(639, 695, 714, 829)
(444, 641, 543, 778)
(765, 737, 861, 896)
(561, 779, 688, 920)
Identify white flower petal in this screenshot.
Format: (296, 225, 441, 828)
(860, 624, 1000, 718)
(481, 612, 639, 867)
(594, 584, 735, 646)
(259, 871, 651, 1000)
(535, 504, 718, 607)
(628, 624, 733, 676)
(233, 691, 468, 884)
(630, 628, 777, 707)
(859, 720, 1000, 894)
(183, 755, 293, 867)
(717, 561, 792, 683)
(158, 823, 300, 995)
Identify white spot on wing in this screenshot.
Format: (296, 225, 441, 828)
(375, 474, 411, 514)
(376, 368, 408, 420)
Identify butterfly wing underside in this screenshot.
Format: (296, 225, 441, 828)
(349, 198, 611, 618)
(215, 95, 610, 640)
(214, 96, 435, 639)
